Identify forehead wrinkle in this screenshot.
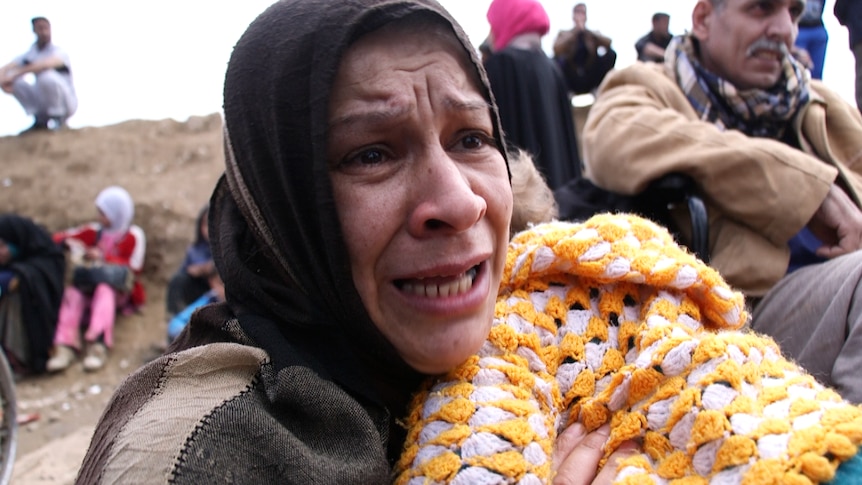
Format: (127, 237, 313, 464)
(442, 97, 492, 113)
(330, 96, 489, 132)
(330, 103, 412, 131)
(331, 79, 488, 131)
(740, 0, 802, 9)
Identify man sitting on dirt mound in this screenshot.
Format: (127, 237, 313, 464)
(581, 0, 862, 403)
(0, 16, 77, 134)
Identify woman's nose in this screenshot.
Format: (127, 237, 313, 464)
(406, 147, 487, 237)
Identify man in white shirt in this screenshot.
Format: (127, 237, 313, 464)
(0, 17, 77, 134)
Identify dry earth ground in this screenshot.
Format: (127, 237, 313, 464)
(0, 114, 225, 484)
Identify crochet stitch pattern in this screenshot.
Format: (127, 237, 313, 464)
(394, 214, 862, 485)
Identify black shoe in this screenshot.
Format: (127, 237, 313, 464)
(19, 120, 49, 135)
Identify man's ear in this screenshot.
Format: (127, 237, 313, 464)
(691, 0, 713, 41)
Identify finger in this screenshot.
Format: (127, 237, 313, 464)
(553, 424, 611, 485)
(815, 244, 847, 259)
(816, 230, 862, 259)
(592, 440, 640, 485)
(552, 423, 588, 471)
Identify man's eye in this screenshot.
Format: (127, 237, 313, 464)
(789, 6, 804, 20)
(752, 1, 770, 13)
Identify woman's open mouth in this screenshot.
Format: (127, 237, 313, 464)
(396, 265, 480, 298)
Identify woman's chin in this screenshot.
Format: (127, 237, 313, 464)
(406, 336, 487, 375)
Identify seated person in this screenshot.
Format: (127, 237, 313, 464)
(553, 2, 616, 95)
(165, 204, 215, 322)
(0, 17, 77, 133)
(581, 0, 862, 404)
(0, 214, 65, 375)
(167, 273, 224, 343)
(47, 186, 146, 373)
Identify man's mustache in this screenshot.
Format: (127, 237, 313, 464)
(745, 38, 789, 59)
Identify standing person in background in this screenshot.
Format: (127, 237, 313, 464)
(835, 0, 862, 113)
(553, 3, 616, 95)
(484, 0, 581, 190)
(635, 12, 672, 63)
(0, 214, 65, 375)
(794, 0, 828, 79)
(47, 186, 146, 373)
(0, 17, 77, 134)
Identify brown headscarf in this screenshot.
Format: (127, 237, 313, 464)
(188, 0, 510, 444)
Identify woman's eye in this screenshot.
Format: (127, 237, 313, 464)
(459, 133, 490, 150)
(348, 148, 386, 166)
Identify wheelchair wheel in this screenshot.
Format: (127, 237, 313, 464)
(0, 352, 17, 485)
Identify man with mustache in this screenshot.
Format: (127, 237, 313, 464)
(581, 0, 862, 403)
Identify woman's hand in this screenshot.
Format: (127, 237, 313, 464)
(552, 423, 640, 485)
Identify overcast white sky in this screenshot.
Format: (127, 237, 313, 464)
(0, 1, 855, 137)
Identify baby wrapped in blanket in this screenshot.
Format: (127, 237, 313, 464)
(395, 214, 862, 484)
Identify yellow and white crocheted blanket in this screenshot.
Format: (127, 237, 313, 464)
(394, 214, 862, 485)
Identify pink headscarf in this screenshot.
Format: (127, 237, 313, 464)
(487, 0, 550, 52)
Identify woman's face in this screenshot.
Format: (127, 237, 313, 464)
(328, 23, 512, 374)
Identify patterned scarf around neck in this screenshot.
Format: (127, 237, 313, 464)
(665, 35, 810, 139)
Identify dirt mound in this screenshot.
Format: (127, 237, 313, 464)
(0, 115, 226, 483)
(0, 113, 225, 282)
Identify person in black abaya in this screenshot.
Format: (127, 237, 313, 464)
(484, 0, 581, 191)
(0, 213, 65, 374)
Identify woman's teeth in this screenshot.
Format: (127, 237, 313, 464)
(401, 266, 478, 297)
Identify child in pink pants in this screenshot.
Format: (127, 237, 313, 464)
(48, 186, 146, 372)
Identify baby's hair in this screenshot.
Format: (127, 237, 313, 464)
(509, 149, 557, 234)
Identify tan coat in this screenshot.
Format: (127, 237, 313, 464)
(582, 62, 862, 296)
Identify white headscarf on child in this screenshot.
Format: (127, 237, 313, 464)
(95, 186, 134, 235)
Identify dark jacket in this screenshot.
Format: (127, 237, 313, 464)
(835, 0, 862, 47)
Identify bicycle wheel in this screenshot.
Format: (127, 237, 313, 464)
(0, 352, 17, 485)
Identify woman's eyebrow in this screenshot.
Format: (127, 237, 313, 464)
(443, 97, 492, 113)
(329, 104, 412, 130)
(329, 97, 490, 129)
